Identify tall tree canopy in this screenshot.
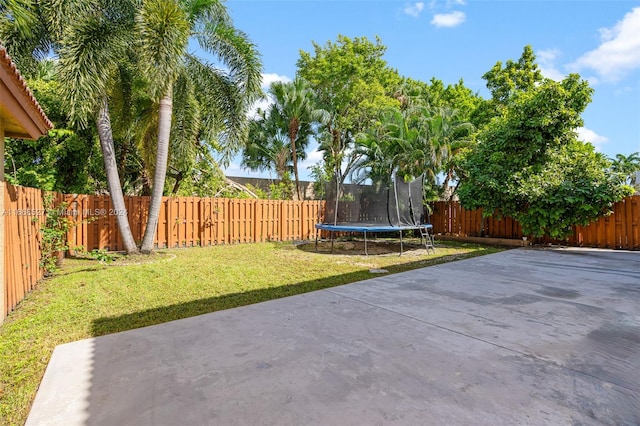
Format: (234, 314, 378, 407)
(297, 35, 401, 183)
(353, 76, 475, 199)
(458, 46, 633, 238)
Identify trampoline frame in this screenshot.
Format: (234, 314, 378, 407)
(314, 223, 435, 255)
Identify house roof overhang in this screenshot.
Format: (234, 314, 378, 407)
(0, 44, 53, 139)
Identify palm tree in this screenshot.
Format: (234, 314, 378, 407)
(54, 1, 140, 254)
(611, 152, 640, 186)
(426, 106, 475, 196)
(354, 102, 475, 201)
(136, 0, 261, 253)
(355, 104, 433, 183)
(0, 1, 33, 33)
(267, 77, 328, 199)
(243, 109, 294, 180)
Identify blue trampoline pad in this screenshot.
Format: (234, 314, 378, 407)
(315, 223, 433, 233)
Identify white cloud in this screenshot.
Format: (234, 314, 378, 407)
(536, 48, 565, 81)
(446, 0, 466, 6)
(576, 127, 609, 150)
(431, 11, 465, 28)
(300, 148, 324, 172)
(261, 73, 291, 89)
(570, 7, 640, 82)
(404, 2, 425, 17)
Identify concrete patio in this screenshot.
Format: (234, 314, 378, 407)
(27, 248, 640, 425)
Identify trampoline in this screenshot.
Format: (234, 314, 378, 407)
(315, 174, 435, 255)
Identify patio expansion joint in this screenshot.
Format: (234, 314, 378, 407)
(322, 288, 639, 395)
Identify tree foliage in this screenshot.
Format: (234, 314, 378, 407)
(297, 35, 401, 182)
(263, 77, 328, 199)
(4, 76, 105, 193)
(458, 47, 633, 238)
(353, 77, 475, 199)
(610, 152, 640, 188)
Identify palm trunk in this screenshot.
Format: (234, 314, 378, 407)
(289, 119, 301, 200)
(140, 89, 172, 253)
(291, 139, 301, 200)
(97, 97, 138, 254)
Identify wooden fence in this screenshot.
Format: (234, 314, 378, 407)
(4, 183, 46, 318)
(59, 194, 323, 251)
(430, 196, 640, 250)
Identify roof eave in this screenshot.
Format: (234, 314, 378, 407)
(0, 45, 53, 139)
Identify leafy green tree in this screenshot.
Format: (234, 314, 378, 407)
(484, 45, 542, 104)
(172, 147, 230, 197)
(458, 49, 633, 238)
(4, 71, 106, 193)
(470, 45, 544, 131)
(297, 35, 401, 183)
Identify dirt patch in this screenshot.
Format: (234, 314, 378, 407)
(308, 240, 430, 256)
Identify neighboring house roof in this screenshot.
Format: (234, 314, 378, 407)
(0, 44, 53, 139)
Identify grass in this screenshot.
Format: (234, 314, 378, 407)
(0, 239, 503, 426)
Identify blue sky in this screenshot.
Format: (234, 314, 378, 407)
(220, 0, 640, 181)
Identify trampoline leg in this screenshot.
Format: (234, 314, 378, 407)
(399, 230, 403, 256)
(315, 229, 318, 252)
(364, 231, 368, 255)
(330, 231, 335, 253)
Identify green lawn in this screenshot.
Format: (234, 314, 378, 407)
(0, 239, 503, 426)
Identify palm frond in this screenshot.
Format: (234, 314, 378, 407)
(195, 20, 263, 104)
(136, 0, 189, 100)
(57, 10, 134, 126)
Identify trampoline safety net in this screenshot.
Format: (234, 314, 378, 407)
(320, 174, 424, 227)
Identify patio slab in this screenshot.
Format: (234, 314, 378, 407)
(26, 248, 640, 425)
